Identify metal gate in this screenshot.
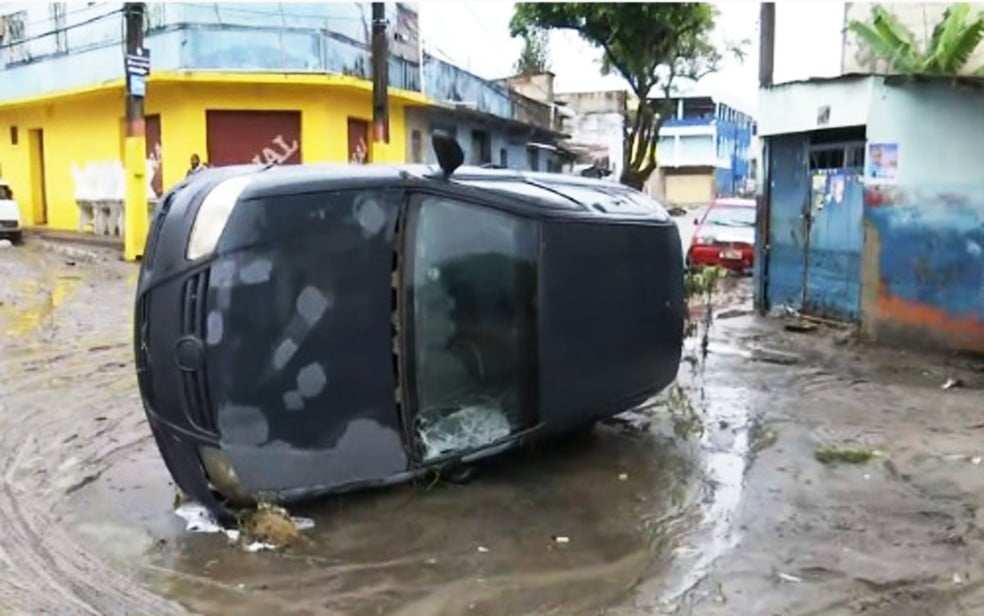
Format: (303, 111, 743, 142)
(765, 132, 865, 321)
(206, 110, 301, 167)
(802, 140, 865, 320)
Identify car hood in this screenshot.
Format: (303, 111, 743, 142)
(700, 224, 754, 245)
(0, 199, 20, 221)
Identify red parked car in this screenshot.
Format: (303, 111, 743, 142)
(686, 198, 756, 273)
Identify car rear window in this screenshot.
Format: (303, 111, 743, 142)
(704, 206, 755, 227)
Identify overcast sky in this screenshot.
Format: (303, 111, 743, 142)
(420, 2, 848, 115)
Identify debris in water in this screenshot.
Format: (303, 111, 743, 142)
(242, 502, 301, 548)
(942, 378, 963, 391)
(175, 502, 224, 534)
(784, 320, 818, 333)
(553, 536, 570, 544)
(777, 572, 803, 584)
(174, 501, 314, 551)
(815, 444, 876, 465)
(750, 347, 801, 365)
(416, 404, 511, 460)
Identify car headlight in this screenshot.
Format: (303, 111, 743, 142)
(187, 176, 253, 260)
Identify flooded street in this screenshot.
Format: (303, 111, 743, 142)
(3, 240, 984, 615)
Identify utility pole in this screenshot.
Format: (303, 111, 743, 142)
(759, 2, 775, 88)
(123, 2, 148, 261)
(371, 2, 390, 153)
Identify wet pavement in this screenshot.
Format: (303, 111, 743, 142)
(2, 239, 984, 615)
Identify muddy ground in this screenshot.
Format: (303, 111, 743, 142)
(1, 239, 983, 615)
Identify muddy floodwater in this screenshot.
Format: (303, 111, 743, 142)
(2, 240, 984, 615)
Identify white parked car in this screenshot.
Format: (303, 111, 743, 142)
(0, 180, 22, 244)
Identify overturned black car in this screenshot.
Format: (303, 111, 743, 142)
(135, 136, 684, 513)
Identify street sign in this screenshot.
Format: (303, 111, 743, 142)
(125, 48, 151, 97)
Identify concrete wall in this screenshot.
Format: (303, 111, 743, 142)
(861, 78, 984, 352)
(759, 76, 874, 136)
(405, 107, 543, 171)
(0, 2, 422, 102)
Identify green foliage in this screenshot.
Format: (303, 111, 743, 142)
(514, 29, 550, 75)
(510, 3, 738, 189)
(848, 3, 984, 75)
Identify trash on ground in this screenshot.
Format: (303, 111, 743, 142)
(814, 444, 877, 465)
(174, 501, 313, 551)
(749, 347, 801, 365)
(0, 239, 12, 248)
(175, 502, 225, 534)
(777, 572, 803, 583)
(477, 546, 489, 553)
(942, 378, 963, 391)
(716, 308, 753, 320)
(973, 457, 982, 466)
(618, 472, 629, 481)
(416, 404, 511, 460)
(553, 536, 570, 544)
(953, 573, 964, 585)
(242, 502, 302, 548)
(784, 320, 818, 333)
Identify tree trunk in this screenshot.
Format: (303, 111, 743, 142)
(620, 168, 646, 191)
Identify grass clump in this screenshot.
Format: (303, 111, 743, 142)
(815, 444, 876, 465)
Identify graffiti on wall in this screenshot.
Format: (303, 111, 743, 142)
(250, 135, 299, 166)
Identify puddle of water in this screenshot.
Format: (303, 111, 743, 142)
(63, 425, 701, 616)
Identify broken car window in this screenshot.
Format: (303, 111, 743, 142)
(410, 196, 538, 460)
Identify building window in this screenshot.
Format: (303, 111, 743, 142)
(51, 3, 68, 53)
(471, 130, 491, 165)
(527, 147, 538, 171)
(500, 148, 508, 168)
(410, 130, 422, 163)
(1, 11, 28, 64)
(9, 126, 18, 146)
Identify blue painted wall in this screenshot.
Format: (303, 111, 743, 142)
(862, 79, 984, 350)
(760, 77, 984, 351)
(406, 107, 554, 172)
(421, 56, 513, 120)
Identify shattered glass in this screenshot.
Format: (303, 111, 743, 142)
(416, 402, 513, 460)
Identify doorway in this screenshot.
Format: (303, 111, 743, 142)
(348, 118, 370, 164)
(27, 129, 47, 225)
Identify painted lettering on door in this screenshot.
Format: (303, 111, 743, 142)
(251, 134, 299, 166)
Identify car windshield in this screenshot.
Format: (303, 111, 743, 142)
(704, 206, 755, 227)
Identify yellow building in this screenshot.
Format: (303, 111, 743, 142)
(0, 71, 425, 233)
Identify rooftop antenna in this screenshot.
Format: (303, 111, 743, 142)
(431, 130, 463, 179)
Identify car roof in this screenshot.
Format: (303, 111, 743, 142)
(221, 163, 667, 218)
(711, 198, 755, 208)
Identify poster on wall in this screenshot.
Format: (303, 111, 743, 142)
(867, 143, 898, 183)
(812, 172, 826, 210)
(828, 172, 846, 205)
(145, 114, 163, 199)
